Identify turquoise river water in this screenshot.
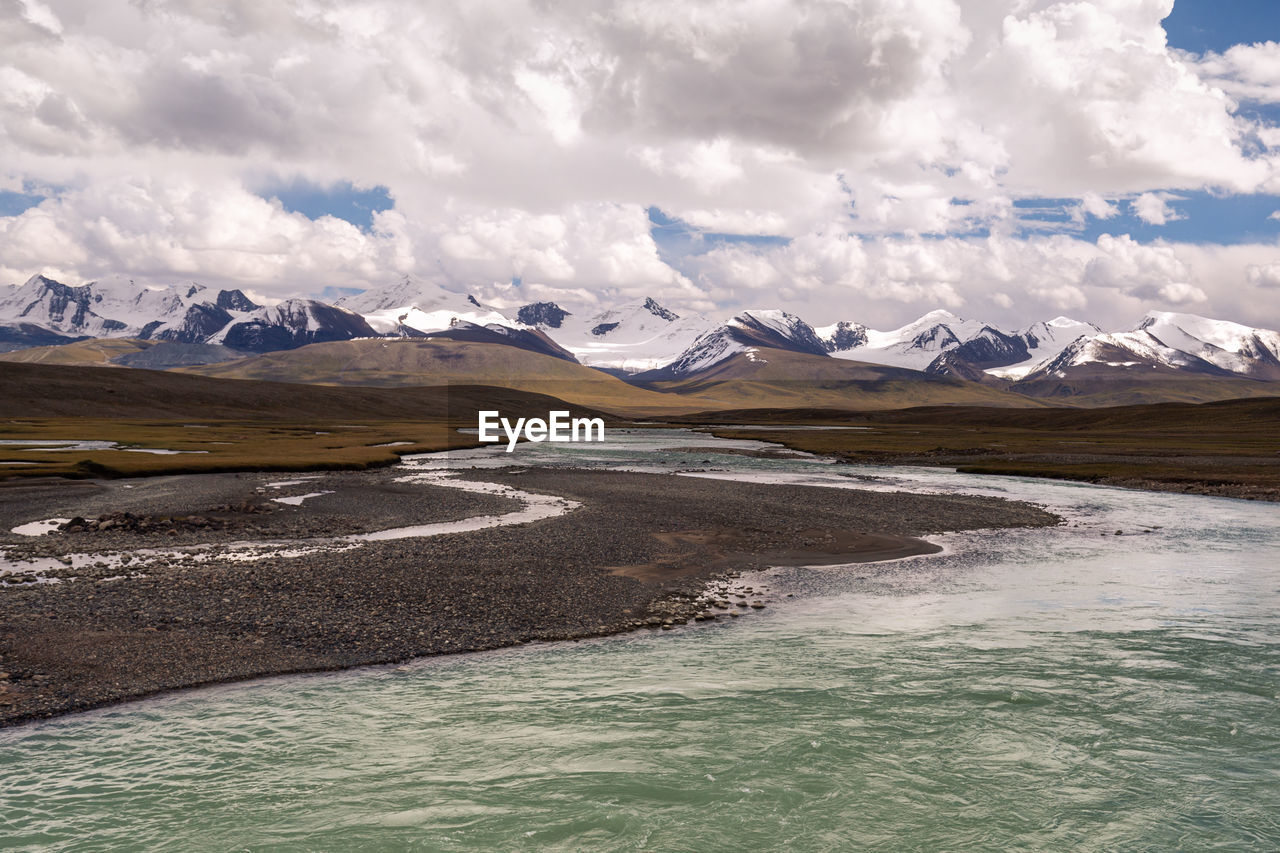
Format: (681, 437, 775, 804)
(2, 430, 1278, 851)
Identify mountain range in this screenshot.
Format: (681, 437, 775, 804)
(3, 272, 1279, 410)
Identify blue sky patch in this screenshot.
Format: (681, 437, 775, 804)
(314, 285, 365, 302)
(260, 180, 393, 230)
(648, 206, 791, 265)
(1164, 0, 1280, 54)
(1013, 198, 1077, 228)
(1010, 191, 1280, 245)
(0, 189, 46, 217)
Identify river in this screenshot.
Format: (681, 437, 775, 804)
(2, 429, 1277, 850)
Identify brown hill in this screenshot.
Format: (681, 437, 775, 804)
(176, 338, 716, 415)
(1010, 371, 1280, 406)
(0, 338, 157, 366)
(179, 338, 1047, 414)
(0, 362, 611, 422)
(642, 349, 1046, 409)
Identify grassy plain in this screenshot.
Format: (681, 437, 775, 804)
(675, 397, 1280, 500)
(0, 362, 612, 479)
(0, 338, 155, 366)
(0, 419, 475, 480)
(5, 361, 1277, 497)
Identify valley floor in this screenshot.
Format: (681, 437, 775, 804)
(679, 397, 1280, 502)
(0, 466, 1055, 726)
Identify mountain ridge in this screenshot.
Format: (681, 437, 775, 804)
(4, 272, 1279, 407)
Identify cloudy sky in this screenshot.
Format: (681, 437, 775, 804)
(4, 0, 1280, 330)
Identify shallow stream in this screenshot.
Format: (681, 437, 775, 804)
(2, 430, 1277, 850)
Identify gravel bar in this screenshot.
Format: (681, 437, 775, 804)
(0, 467, 1058, 726)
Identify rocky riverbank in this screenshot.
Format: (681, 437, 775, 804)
(0, 466, 1058, 726)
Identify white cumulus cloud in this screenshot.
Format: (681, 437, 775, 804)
(0, 0, 1278, 331)
(1131, 193, 1182, 226)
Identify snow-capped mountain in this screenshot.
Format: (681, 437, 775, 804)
(815, 321, 868, 353)
(141, 288, 261, 344)
(822, 310, 992, 371)
(634, 309, 828, 379)
(927, 326, 1030, 376)
(1135, 312, 1280, 378)
(516, 302, 572, 328)
(3, 272, 1279, 399)
(421, 319, 578, 362)
(0, 274, 168, 338)
(729, 310, 828, 355)
(337, 275, 512, 335)
(985, 317, 1100, 379)
(655, 306, 1278, 388)
(208, 299, 377, 352)
(518, 296, 720, 373)
(1019, 312, 1280, 383)
(0, 274, 262, 347)
(814, 310, 1098, 379)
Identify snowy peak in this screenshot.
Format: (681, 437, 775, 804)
(534, 297, 716, 373)
(817, 310, 1101, 378)
(81, 275, 191, 327)
(636, 309, 829, 379)
(1021, 317, 1098, 349)
(1, 274, 148, 337)
(130, 286, 259, 344)
(516, 302, 571, 328)
(910, 309, 966, 327)
(211, 299, 376, 352)
(334, 275, 434, 312)
(1031, 333, 1202, 378)
(727, 309, 827, 356)
(19, 273, 57, 290)
(0, 273, 491, 355)
(421, 320, 578, 362)
(816, 321, 869, 353)
(643, 297, 678, 322)
(584, 298, 683, 337)
(0, 274, 266, 343)
(869, 310, 985, 349)
(336, 275, 495, 316)
(144, 303, 235, 344)
(979, 317, 1099, 380)
(639, 326, 745, 379)
(1136, 312, 1280, 377)
(926, 326, 1030, 378)
(3, 271, 1279, 390)
(1019, 312, 1280, 382)
(826, 310, 986, 371)
(216, 289, 259, 312)
(338, 275, 513, 335)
